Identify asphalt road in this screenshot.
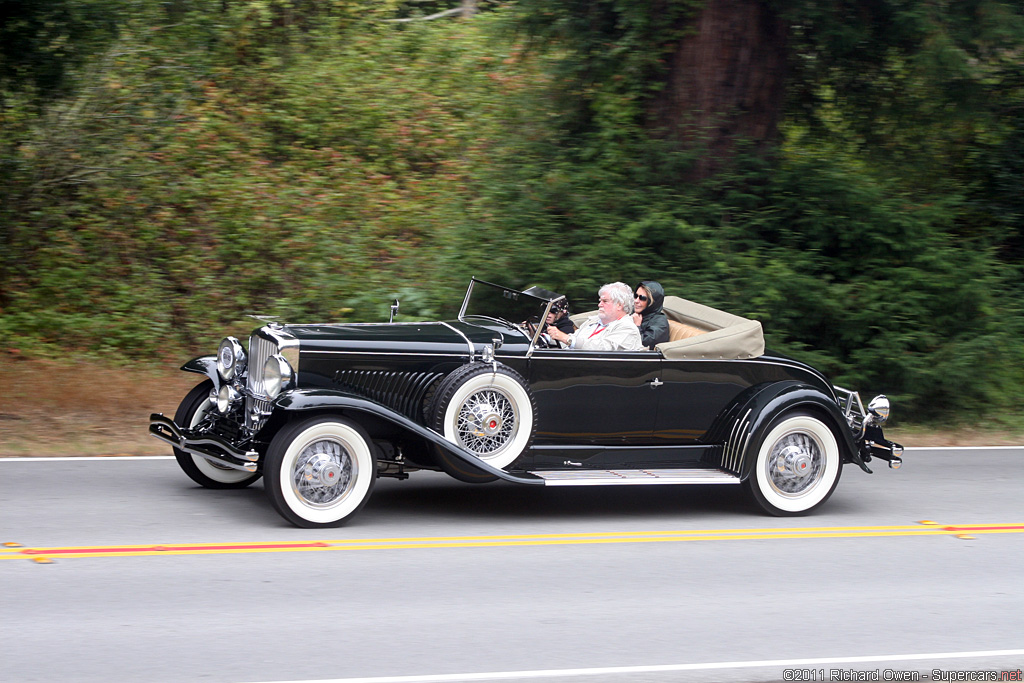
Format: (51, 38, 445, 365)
(1, 448, 1022, 683)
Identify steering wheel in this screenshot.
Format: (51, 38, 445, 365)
(520, 318, 553, 348)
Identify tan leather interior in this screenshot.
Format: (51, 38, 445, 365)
(667, 320, 707, 341)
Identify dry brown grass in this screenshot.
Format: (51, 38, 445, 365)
(0, 354, 201, 456)
(1, 353, 1020, 456)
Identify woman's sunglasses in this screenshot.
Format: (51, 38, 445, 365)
(634, 293, 649, 302)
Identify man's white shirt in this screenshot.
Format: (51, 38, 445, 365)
(568, 315, 644, 351)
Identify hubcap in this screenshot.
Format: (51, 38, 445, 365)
(304, 455, 343, 488)
(292, 439, 354, 507)
(767, 432, 823, 496)
(456, 389, 517, 457)
(466, 403, 504, 437)
(776, 444, 813, 478)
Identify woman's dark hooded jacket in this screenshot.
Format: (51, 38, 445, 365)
(636, 280, 670, 349)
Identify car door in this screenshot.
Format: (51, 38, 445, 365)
(524, 348, 661, 465)
(651, 358, 758, 444)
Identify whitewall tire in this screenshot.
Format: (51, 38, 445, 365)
(173, 380, 262, 489)
(428, 363, 537, 482)
(264, 416, 377, 528)
(745, 413, 843, 515)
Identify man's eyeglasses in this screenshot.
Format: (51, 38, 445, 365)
(634, 293, 649, 302)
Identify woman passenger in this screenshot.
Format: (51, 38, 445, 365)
(632, 281, 670, 349)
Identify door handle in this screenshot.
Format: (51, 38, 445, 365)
(650, 378, 664, 388)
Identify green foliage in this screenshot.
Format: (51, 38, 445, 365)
(510, 0, 700, 139)
(1, 3, 518, 353)
(0, 0, 129, 107)
(1, 0, 1022, 424)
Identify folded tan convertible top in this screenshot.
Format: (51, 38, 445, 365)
(657, 295, 764, 360)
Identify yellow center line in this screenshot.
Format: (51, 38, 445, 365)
(3, 523, 1021, 561)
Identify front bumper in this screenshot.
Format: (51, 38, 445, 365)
(149, 413, 260, 473)
(863, 424, 904, 469)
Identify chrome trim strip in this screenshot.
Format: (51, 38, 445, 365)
(725, 409, 752, 473)
(527, 353, 663, 362)
(440, 321, 475, 358)
(299, 347, 818, 367)
(530, 468, 740, 486)
(735, 417, 753, 473)
(530, 444, 708, 452)
(306, 351, 471, 359)
(526, 300, 555, 359)
(301, 321, 451, 327)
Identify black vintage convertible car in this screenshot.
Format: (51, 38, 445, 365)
(150, 278, 903, 528)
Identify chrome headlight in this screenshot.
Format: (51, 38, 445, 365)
(263, 354, 294, 399)
(217, 337, 247, 381)
(868, 395, 890, 424)
(216, 384, 242, 413)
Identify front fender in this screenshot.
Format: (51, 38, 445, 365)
(721, 381, 869, 480)
(182, 356, 220, 394)
(274, 388, 544, 486)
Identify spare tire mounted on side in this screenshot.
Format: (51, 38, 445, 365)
(427, 362, 537, 482)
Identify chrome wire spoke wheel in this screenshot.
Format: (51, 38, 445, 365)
(454, 388, 518, 458)
(430, 363, 537, 480)
(765, 431, 824, 496)
(292, 438, 355, 507)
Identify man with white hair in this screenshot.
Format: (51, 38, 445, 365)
(546, 282, 643, 351)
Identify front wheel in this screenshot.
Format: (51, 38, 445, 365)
(744, 413, 842, 516)
(264, 416, 377, 528)
(173, 380, 262, 489)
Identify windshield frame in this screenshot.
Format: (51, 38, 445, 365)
(458, 278, 558, 353)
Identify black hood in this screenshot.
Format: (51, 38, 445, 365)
(637, 280, 665, 319)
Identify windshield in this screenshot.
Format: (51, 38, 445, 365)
(459, 279, 555, 331)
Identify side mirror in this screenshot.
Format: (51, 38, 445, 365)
(389, 299, 400, 323)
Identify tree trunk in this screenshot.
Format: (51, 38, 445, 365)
(648, 0, 788, 179)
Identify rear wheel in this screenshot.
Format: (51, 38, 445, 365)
(264, 416, 377, 528)
(173, 380, 262, 489)
(745, 412, 842, 515)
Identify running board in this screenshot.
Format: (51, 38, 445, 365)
(528, 468, 740, 486)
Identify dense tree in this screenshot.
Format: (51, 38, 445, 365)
(0, 0, 128, 107)
(513, 0, 1024, 182)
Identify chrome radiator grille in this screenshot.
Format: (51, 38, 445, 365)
(245, 332, 279, 432)
(247, 333, 277, 399)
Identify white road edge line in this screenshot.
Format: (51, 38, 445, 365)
(903, 446, 1023, 451)
(242, 649, 1024, 683)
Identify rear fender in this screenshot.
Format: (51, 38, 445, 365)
(718, 382, 868, 480)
